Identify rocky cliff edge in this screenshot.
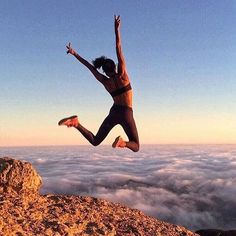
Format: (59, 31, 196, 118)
(0, 157, 199, 236)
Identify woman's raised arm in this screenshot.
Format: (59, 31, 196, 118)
(66, 43, 105, 83)
(114, 15, 127, 76)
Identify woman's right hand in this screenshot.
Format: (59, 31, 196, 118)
(66, 42, 76, 55)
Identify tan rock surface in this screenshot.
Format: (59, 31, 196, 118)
(0, 157, 42, 197)
(0, 157, 199, 236)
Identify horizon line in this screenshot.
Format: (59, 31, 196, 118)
(1, 143, 236, 148)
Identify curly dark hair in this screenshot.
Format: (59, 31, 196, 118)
(92, 56, 116, 73)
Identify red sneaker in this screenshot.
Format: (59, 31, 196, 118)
(112, 136, 125, 148)
(58, 115, 79, 127)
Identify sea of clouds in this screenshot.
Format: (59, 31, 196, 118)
(1, 145, 236, 230)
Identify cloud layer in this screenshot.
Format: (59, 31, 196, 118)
(1, 145, 236, 230)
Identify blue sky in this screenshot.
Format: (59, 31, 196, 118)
(0, 0, 236, 146)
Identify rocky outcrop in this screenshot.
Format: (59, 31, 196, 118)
(0, 157, 199, 236)
(0, 157, 42, 197)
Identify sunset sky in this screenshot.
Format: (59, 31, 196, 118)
(1, 0, 236, 146)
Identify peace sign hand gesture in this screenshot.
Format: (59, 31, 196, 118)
(66, 42, 76, 55)
(114, 15, 121, 30)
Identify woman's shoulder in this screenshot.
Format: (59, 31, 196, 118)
(119, 71, 130, 83)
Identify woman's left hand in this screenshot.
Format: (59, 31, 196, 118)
(114, 15, 121, 30)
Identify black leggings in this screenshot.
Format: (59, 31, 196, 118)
(76, 104, 139, 152)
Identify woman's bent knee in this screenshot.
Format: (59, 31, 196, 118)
(92, 139, 102, 146)
(132, 143, 140, 152)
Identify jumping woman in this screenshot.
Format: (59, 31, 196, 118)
(58, 15, 139, 152)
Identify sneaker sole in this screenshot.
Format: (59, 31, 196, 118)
(58, 115, 78, 126)
(112, 136, 121, 148)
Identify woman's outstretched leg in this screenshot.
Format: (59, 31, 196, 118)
(58, 114, 117, 146)
(76, 118, 115, 146)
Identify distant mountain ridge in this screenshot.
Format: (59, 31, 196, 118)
(196, 229, 236, 236)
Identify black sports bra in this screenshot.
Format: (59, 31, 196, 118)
(109, 83, 132, 97)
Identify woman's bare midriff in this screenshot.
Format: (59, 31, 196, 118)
(102, 72, 133, 108)
(112, 89, 133, 108)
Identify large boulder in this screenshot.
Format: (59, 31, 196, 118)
(0, 157, 42, 196)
